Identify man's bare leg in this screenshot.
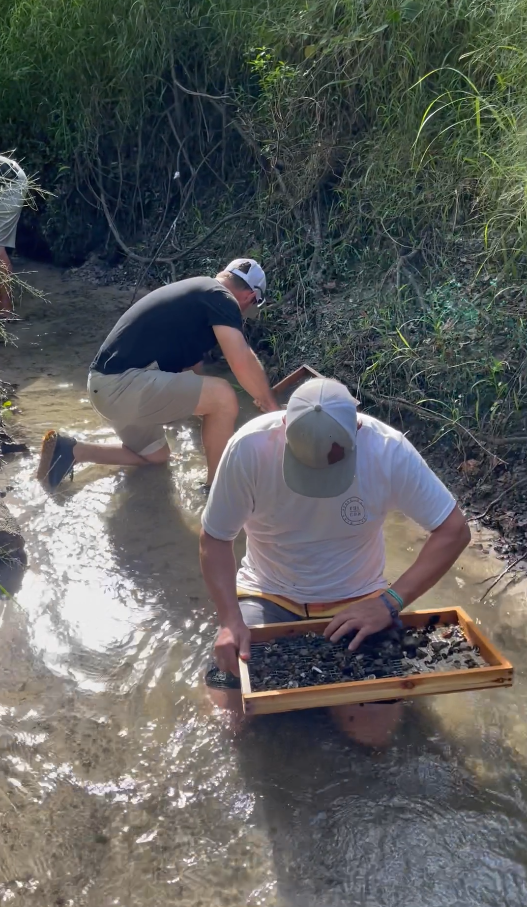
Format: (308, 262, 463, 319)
(76, 373, 237, 480)
(0, 246, 13, 315)
(37, 431, 171, 487)
(194, 377, 239, 485)
(72, 440, 170, 467)
(329, 702, 403, 747)
(207, 688, 403, 745)
(38, 372, 237, 488)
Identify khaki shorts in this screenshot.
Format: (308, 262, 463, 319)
(87, 363, 203, 456)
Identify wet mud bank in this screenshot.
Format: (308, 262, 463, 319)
(0, 380, 27, 566)
(0, 500, 25, 563)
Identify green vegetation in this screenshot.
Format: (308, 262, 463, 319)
(1, 0, 527, 264)
(1, 0, 527, 444)
(261, 267, 527, 451)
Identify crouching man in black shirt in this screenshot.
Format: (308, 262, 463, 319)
(37, 258, 279, 491)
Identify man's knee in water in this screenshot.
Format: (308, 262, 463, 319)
(195, 376, 239, 418)
(330, 701, 403, 747)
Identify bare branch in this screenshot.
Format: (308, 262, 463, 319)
(469, 476, 527, 522)
(479, 555, 524, 602)
(93, 160, 259, 267)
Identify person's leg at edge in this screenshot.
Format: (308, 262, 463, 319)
(193, 376, 239, 486)
(0, 246, 13, 315)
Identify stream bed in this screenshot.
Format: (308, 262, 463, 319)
(0, 263, 526, 907)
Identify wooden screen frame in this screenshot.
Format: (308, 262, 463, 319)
(239, 608, 513, 715)
(272, 364, 325, 399)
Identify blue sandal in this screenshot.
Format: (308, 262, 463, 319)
(36, 431, 77, 489)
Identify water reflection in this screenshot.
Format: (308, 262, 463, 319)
(0, 265, 526, 905)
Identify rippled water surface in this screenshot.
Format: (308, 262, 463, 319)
(0, 263, 526, 906)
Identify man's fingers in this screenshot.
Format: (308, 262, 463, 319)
(239, 632, 252, 663)
(226, 647, 241, 677)
(329, 619, 361, 644)
(325, 607, 372, 639)
(348, 627, 369, 653)
(324, 613, 349, 639)
(215, 626, 251, 677)
(215, 643, 239, 677)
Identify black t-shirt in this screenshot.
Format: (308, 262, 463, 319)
(90, 277, 243, 375)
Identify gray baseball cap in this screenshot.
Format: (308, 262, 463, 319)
(283, 378, 358, 498)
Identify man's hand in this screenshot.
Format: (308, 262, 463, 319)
(324, 597, 392, 652)
(200, 531, 252, 676)
(253, 397, 278, 413)
(215, 620, 252, 676)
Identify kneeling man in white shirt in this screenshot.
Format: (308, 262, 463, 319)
(200, 378, 470, 745)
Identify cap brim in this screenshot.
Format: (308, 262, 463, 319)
(283, 443, 357, 498)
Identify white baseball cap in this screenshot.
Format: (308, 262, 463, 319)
(283, 378, 358, 498)
(225, 258, 266, 305)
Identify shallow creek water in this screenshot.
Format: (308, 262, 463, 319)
(0, 262, 527, 907)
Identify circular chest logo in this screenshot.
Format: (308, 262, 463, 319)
(341, 497, 366, 526)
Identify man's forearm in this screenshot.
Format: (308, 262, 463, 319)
(230, 349, 278, 411)
(199, 530, 244, 626)
(390, 508, 470, 607)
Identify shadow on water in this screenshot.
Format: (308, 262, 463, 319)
(103, 463, 216, 687)
(104, 465, 206, 614)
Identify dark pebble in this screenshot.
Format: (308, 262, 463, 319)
(426, 615, 441, 628)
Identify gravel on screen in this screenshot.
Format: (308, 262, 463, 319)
(248, 620, 489, 692)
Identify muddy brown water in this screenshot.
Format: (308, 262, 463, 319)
(0, 262, 527, 906)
